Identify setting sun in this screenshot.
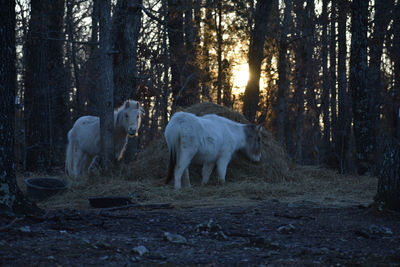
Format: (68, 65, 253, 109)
(232, 63, 249, 94)
(232, 63, 266, 95)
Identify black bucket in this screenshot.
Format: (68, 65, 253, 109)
(88, 196, 133, 208)
(25, 178, 70, 201)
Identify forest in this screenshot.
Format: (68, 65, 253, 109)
(1, 0, 400, 265)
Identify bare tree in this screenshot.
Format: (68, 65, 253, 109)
(276, 0, 292, 147)
(66, 0, 81, 120)
(336, 0, 350, 173)
(368, 0, 394, 142)
(321, 0, 330, 156)
(182, 0, 200, 106)
(112, 0, 142, 162)
(243, 0, 273, 122)
(79, 0, 101, 116)
(48, 0, 67, 166)
(201, 0, 213, 101)
(99, 0, 115, 173)
(112, 0, 142, 106)
(374, 1, 400, 212)
(215, 0, 223, 105)
(375, 138, 400, 212)
(329, 0, 337, 152)
(349, 0, 371, 175)
(304, 0, 320, 164)
(24, 0, 50, 171)
(167, 0, 185, 109)
(0, 0, 39, 215)
(162, 0, 170, 127)
(393, 2, 400, 139)
(292, 1, 308, 164)
(24, 0, 59, 171)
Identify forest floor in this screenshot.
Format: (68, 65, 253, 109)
(2, 172, 400, 266)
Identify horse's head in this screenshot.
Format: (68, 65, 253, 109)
(243, 124, 262, 162)
(118, 100, 144, 136)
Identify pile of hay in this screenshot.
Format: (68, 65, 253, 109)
(25, 102, 377, 210)
(128, 102, 291, 185)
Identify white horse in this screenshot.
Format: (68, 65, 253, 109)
(65, 100, 143, 178)
(165, 112, 262, 189)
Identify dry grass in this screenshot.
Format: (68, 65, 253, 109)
(17, 102, 378, 210)
(127, 102, 291, 183)
(18, 166, 377, 210)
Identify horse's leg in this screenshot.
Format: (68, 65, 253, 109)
(72, 148, 84, 178)
(182, 168, 191, 188)
(216, 156, 230, 184)
(88, 155, 101, 176)
(173, 161, 187, 189)
(174, 151, 194, 189)
(80, 154, 90, 176)
(201, 162, 215, 185)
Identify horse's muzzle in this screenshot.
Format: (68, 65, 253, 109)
(127, 129, 137, 137)
(251, 154, 262, 163)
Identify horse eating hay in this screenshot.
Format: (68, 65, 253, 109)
(65, 100, 143, 178)
(165, 111, 262, 189)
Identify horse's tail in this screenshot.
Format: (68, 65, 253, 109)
(166, 144, 176, 184)
(65, 130, 73, 176)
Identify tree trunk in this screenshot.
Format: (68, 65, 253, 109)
(243, 0, 273, 122)
(276, 0, 292, 148)
(336, 0, 350, 173)
(0, 0, 40, 215)
(112, 0, 142, 106)
(201, 0, 213, 101)
(304, 0, 320, 164)
(66, 0, 81, 122)
(24, 0, 52, 171)
(374, 2, 400, 212)
(112, 0, 142, 162)
(79, 0, 101, 116)
(368, 0, 394, 150)
(375, 138, 400, 212)
(329, 0, 337, 152)
(48, 0, 67, 166)
(162, 0, 170, 127)
(167, 0, 185, 109)
(216, 1, 223, 105)
(292, 1, 309, 164)
(349, 0, 372, 175)
(99, 0, 115, 173)
(181, 0, 200, 106)
(295, 61, 305, 165)
(321, 0, 330, 157)
(393, 3, 400, 140)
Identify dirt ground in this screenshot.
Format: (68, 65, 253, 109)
(1, 196, 400, 266)
(3, 103, 399, 265)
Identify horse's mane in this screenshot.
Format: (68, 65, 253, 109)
(115, 100, 139, 113)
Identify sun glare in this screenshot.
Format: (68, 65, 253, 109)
(232, 63, 249, 94)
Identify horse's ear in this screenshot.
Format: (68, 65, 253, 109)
(125, 100, 130, 108)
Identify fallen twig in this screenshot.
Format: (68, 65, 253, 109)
(97, 203, 173, 214)
(0, 216, 25, 232)
(273, 212, 315, 220)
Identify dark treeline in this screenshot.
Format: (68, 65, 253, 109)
(2, 0, 400, 211)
